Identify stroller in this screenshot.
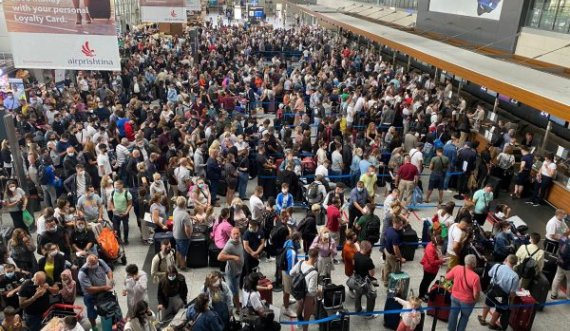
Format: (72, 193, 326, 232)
(97, 220, 127, 267)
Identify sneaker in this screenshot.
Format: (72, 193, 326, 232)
(289, 298, 297, 305)
(284, 308, 297, 318)
(532, 203, 541, 207)
(348, 290, 355, 299)
(524, 201, 534, 205)
(333, 259, 340, 265)
(267, 257, 276, 262)
(364, 314, 377, 320)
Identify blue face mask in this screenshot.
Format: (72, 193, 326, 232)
(5, 272, 15, 278)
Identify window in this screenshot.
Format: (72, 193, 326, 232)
(525, 0, 570, 34)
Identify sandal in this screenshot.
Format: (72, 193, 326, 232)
(488, 324, 501, 330)
(478, 316, 488, 326)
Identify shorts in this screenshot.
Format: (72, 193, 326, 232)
(227, 273, 240, 296)
(428, 173, 445, 191)
(485, 294, 508, 313)
(84, 294, 97, 320)
(515, 171, 530, 186)
(176, 239, 190, 257)
(282, 272, 292, 294)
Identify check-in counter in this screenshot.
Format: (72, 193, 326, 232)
(546, 181, 570, 214)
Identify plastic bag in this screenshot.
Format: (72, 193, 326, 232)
(23, 210, 34, 227)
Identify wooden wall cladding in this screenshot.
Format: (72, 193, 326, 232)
(546, 181, 570, 214)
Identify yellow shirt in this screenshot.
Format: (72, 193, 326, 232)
(360, 173, 377, 198)
(44, 260, 55, 281)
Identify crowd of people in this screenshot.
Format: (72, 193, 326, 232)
(0, 13, 569, 331)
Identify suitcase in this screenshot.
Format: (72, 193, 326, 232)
(208, 244, 224, 269)
(153, 231, 176, 254)
(426, 279, 451, 322)
(387, 271, 410, 299)
(257, 277, 273, 305)
(401, 225, 418, 261)
(508, 295, 536, 331)
(421, 219, 431, 248)
(315, 300, 349, 331)
(88, 0, 112, 19)
(322, 283, 346, 309)
(528, 273, 549, 311)
(383, 296, 402, 330)
(187, 233, 208, 268)
(542, 251, 558, 286)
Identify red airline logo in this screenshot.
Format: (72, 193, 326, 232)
(81, 41, 95, 57)
(170, 9, 177, 18)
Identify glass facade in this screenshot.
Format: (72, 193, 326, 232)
(525, 0, 570, 34)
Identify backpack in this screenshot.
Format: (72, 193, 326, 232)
(363, 215, 381, 244)
(515, 245, 539, 279)
(278, 246, 294, 271)
(291, 262, 316, 300)
(111, 190, 129, 207)
(306, 182, 322, 203)
(38, 164, 50, 185)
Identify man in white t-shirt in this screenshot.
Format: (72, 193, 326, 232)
(446, 218, 470, 269)
(96, 144, 113, 177)
(545, 209, 570, 254)
(409, 143, 424, 173)
(315, 160, 330, 179)
(249, 186, 265, 222)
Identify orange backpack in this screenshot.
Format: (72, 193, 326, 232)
(97, 227, 120, 260)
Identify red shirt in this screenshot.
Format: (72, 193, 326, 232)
(326, 205, 341, 232)
(445, 266, 481, 303)
(398, 163, 419, 181)
(420, 242, 444, 274)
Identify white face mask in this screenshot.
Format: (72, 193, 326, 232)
(168, 275, 176, 281)
(213, 280, 221, 287)
(9, 186, 16, 192)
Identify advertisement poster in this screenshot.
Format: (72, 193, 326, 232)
(186, 0, 201, 12)
(140, 0, 187, 23)
(429, 0, 503, 20)
(1, 0, 120, 71)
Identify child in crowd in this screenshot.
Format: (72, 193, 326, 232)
(394, 296, 423, 331)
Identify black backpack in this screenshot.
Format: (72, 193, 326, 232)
(515, 245, 539, 279)
(363, 215, 381, 244)
(277, 247, 294, 271)
(291, 262, 316, 300)
(306, 182, 322, 203)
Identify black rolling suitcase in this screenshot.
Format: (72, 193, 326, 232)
(208, 243, 225, 269)
(383, 296, 402, 330)
(315, 300, 349, 331)
(153, 231, 176, 254)
(401, 224, 419, 261)
(88, 0, 112, 19)
(187, 233, 209, 268)
(542, 252, 558, 286)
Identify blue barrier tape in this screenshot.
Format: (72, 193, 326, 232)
(279, 299, 570, 325)
(258, 172, 463, 180)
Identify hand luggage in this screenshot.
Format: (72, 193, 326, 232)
(208, 243, 223, 268)
(153, 231, 176, 254)
(508, 294, 536, 331)
(401, 224, 418, 261)
(257, 276, 273, 305)
(88, 0, 112, 19)
(187, 233, 209, 268)
(528, 273, 549, 311)
(421, 219, 431, 248)
(387, 271, 410, 299)
(322, 283, 346, 309)
(315, 300, 349, 331)
(383, 296, 402, 330)
(542, 251, 558, 286)
(426, 277, 451, 321)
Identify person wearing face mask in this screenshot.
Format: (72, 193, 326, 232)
(191, 179, 213, 214)
(78, 254, 114, 330)
(348, 181, 369, 229)
(38, 243, 71, 285)
(493, 222, 515, 264)
(0, 263, 27, 310)
(310, 227, 337, 277)
(202, 272, 233, 329)
(157, 265, 188, 322)
(38, 217, 71, 259)
(124, 300, 157, 331)
(18, 271, 58, 331)
(280, 232, 302, 317)
(2, 180, 29, 232)
(3, 91, 20, 110)
(59, 269, 77, 304)
(76, 186, 104, 225)
(242, 219, 266, 278)
(63, 146, 79, 179)
(218, 227, 245, 309)
(150, 240, 176, 284)
(71, 218, 97, 263)
(64, 164, 92, 205)
(122, 264, 149, 318)
(275, 183, 294, 215)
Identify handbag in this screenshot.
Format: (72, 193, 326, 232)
(485, 265, 508, 299)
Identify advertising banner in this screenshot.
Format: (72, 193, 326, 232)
(140, 0, 187, 23)
(429, 0, 503, 21)
(1, 0, 121, 71)
(186, 0, 201, 12)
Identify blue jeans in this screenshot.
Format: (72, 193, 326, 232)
(238, 171, 249, 199)
(448, 296, 475, 331)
